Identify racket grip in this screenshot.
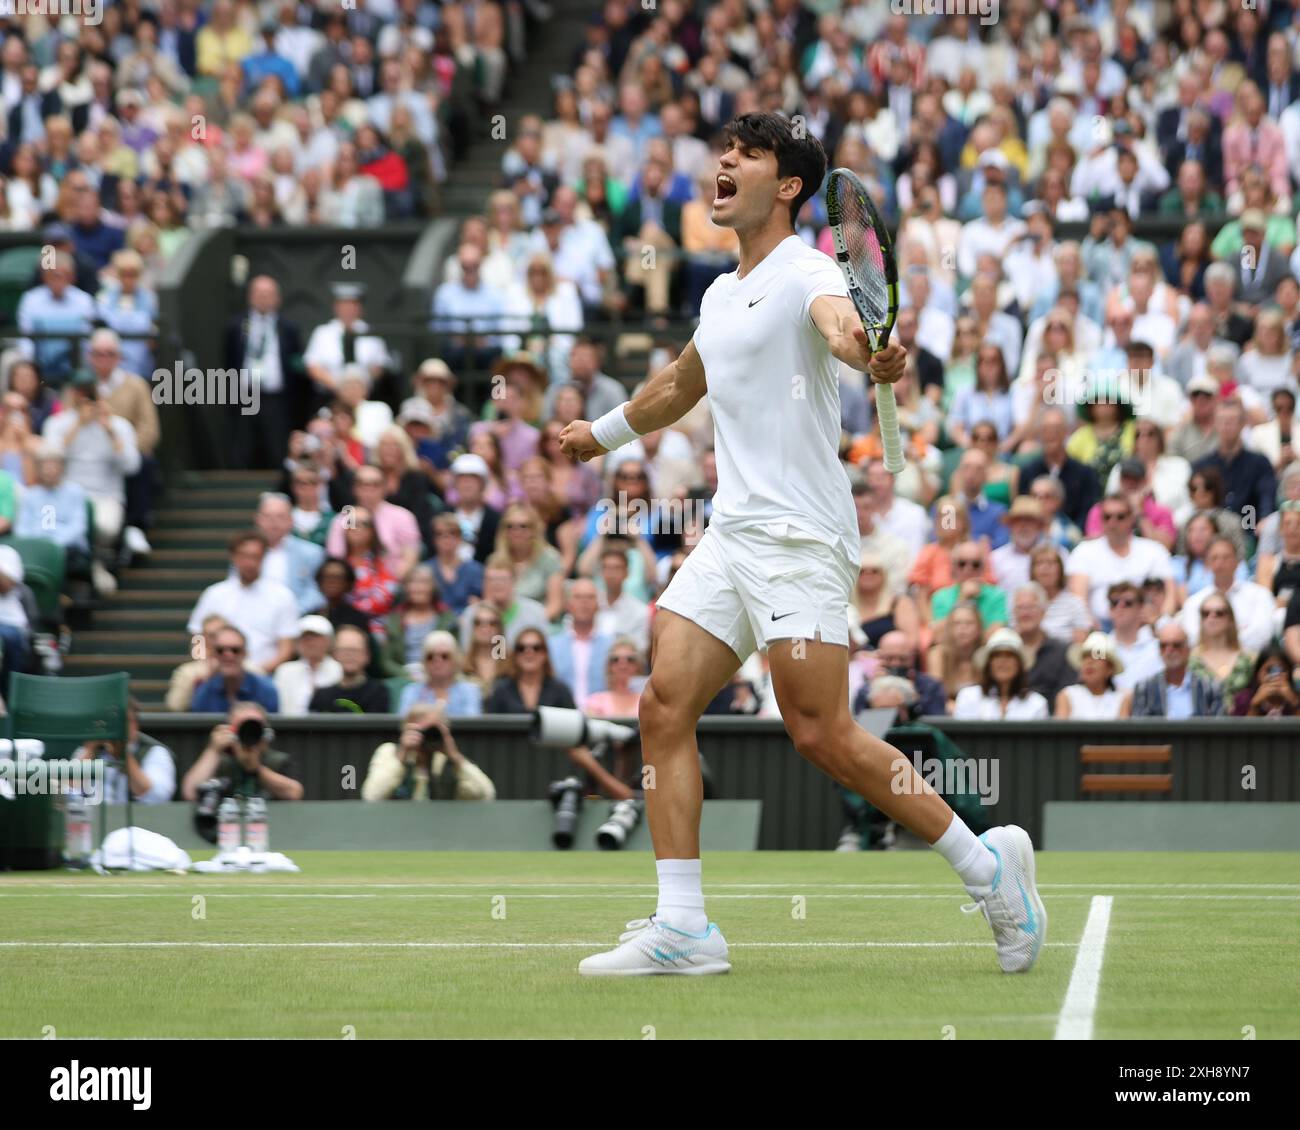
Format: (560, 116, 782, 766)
(874, 382, 906, 474)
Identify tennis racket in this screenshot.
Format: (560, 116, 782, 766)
(825, 167, 904, 474)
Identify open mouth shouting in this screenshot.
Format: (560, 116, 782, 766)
(714, 171, 737, 207)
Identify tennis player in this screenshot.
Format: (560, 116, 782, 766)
(560, 113, 1045, 976)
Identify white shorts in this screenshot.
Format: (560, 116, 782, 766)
(656, 522, 856, 661)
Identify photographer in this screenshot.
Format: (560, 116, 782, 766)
(180, 701, 304, 802)
(74, 698, 175, 804)
(361, 703, 496, 800)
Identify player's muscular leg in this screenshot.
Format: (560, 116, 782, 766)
(768, 638, 953, 843)
(640, 609, 741, 859)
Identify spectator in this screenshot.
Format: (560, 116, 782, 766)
(584, 637, 644, 719)
(191, 625, 280, 714)
(946, 342, 1015, 448)
(430, 242, 509, 371)
(325, 465, 420, 582)
(41, 369, 141, 592)
(223, 274, 305, 468)
(1258, 502, 1300, 610)
(929, 541, 1007, 631)
(1104, 581, 1163, 691)
(493, 503, 564, 621)
(16, 252, 97, 389)
(1067, 388, 1136, 489)
(1184, 464, 1250, 559)
(1180, 537, 1276, 653)
(74, 698, 175, 805)
(361, 703, 496, 801)
(503, 252, 583, 381)
(398, 358, 473, 476)
(1173, 513, 1248, 603)
(457, 555, 549, 652)
(15, 448, 90, 572)
(927, 601, 983, 711)
(1106, 421, 1192, 525)
(397, 629, 483, 717)
(1027, 476, 1083, 550)
(84, 327, 159, 556)
(1130, 623, 1224, 718)
(1250, 387, 1297, 473)
(313, 557, 373, 638)
(1067, 493, 1174, 625)
(852, 549, 919, 650)
(1193, 397, 1277, 523)
(483, 627, 576, 713)
(1017, 407, 1101, 529)
(1027, 543, 1093, 645)
(541, 338, 627, 422)
(382, 565, 454, 677)
(865, 457, 929, 558)
(991, 497, 1055, 594)
(947, 448, 1009, 550)
(908, 495, 982, 614)
(1012, 582, 1077, 705)
(0, 545, 35, 690)
(953, 628, 1050, 720)
(309, 624, 392, 714)
(1087, 457, 1177, 551)
(1057, 633, 1132, 719)
(1232, 644, 1300, 717)
(446, 453, 502, 564)
(303, 282, 391, 407)
(187, 531, 299, 673)
(1186, 592, 1257, 702)
(548, 577, 613, 711)
(96, 249, 158, 383)
(273, 616, 344, 717)
(853, 481, 910, 593)
(255, 492, 325, 615)
(595, 545, 650, 653)
(462, 603, 508, 692)
(851, 630, 947, 718)
(180, 701, 303, 803)
(425, 512, 483, 616)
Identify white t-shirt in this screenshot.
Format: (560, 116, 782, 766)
(1066, 535, 1173, 623)
(954, 685, 1050, 720)
(692, 235, 856, 562)
(186, 575, 300, 669)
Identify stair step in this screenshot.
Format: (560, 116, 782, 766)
(94, 609, 192, 624)
(149, 527, 241, 541)
(151, 508, 256, 527)
(147, 548, 229, 564)
(103, 591, 199, 606)
(71, 631, 188, 655)
(64, 655, 180, 671)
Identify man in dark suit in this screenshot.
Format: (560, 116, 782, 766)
(1130, 623, 1224, 717)
(1234, 210, 1292, 307)
(307, 13, 350, 94)
(613, 152, 683, 318)
(1157, 72, 1221, 157)
(1016, 406, 1100, 530)
(1163, 108, 1223, 188)
(6, 63, 60, 146)
(223, 275, 304, 470)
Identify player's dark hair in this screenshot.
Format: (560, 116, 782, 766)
(722, 112, 826, 226)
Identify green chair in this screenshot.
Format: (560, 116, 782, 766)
(0, 244, 44, 326)
(5, 673, 131, 867)
(1, 536, 67, 626)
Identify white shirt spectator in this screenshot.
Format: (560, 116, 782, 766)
(954, 685, 1050, 719)
(274, 656, 345, 716)
(1066, 535, 1174, 622)
(1109, 626, 1163, 689)
(187, 575, 299, 670)
(875, 496, 931, 558)
(597, 591, 650, 653)
(957, 215, 1026, 281)
(1179, 580, 1278, 653)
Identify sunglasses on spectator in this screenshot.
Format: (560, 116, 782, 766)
(424, 652, 453, 660)
(1109, 596, 1137, 608)
(1190, 390, 1213, 399)
(474, 616, 500, 627)
(215, 645, 244, 656)
(1190, 481, 1210, 491)
(505, 522, 533, 531)
(954, 558, 982, 569)
(356, 477, 383, 487)
(1201, 607, 1228, 618)
(610, 654, 638, 664)
(1159, 641, 1188, 650)
(515, 641, 546, 654)
(1102, 510, 1130, 521)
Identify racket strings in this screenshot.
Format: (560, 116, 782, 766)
(839, 195, 890, 327)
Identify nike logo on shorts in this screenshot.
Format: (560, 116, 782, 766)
(771, 611, 797, 621)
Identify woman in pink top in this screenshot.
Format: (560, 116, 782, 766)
(584, 639, 644, 719)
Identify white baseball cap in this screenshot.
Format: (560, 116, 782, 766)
(450, 453, 490, 480)
(297, 615, 335, 638)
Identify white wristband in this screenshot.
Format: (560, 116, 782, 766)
(591, 404, 641, 452)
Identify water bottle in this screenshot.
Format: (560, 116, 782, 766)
(244, 796, 268, 853)
(63, 792, 92, 868)
(217, 796, 242, 853)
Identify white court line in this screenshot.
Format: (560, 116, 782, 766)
(1054, 896, 1113, 1041)
(0, 940, 1080, 950)
(1, 881, 1296, 890)
(0, 891, 1295, 901)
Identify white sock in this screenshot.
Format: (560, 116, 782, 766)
(655, 858, 707, 934)
(931, 815, 997, 890)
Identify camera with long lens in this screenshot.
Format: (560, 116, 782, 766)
(193, 777, 232, 844)
(548, 776, 584, 849)
(596, 798, 644, 850)
(236, 717, 270, 748)
(531, 706, 637, 750)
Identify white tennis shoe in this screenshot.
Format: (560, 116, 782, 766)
(578, 916, 731, 976)
(962, 824, 1047, 973)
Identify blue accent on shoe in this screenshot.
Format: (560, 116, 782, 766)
(1017, 877, 1038, 936)
(979, 833, 1004, 893)
(659, 921, 714, 940)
